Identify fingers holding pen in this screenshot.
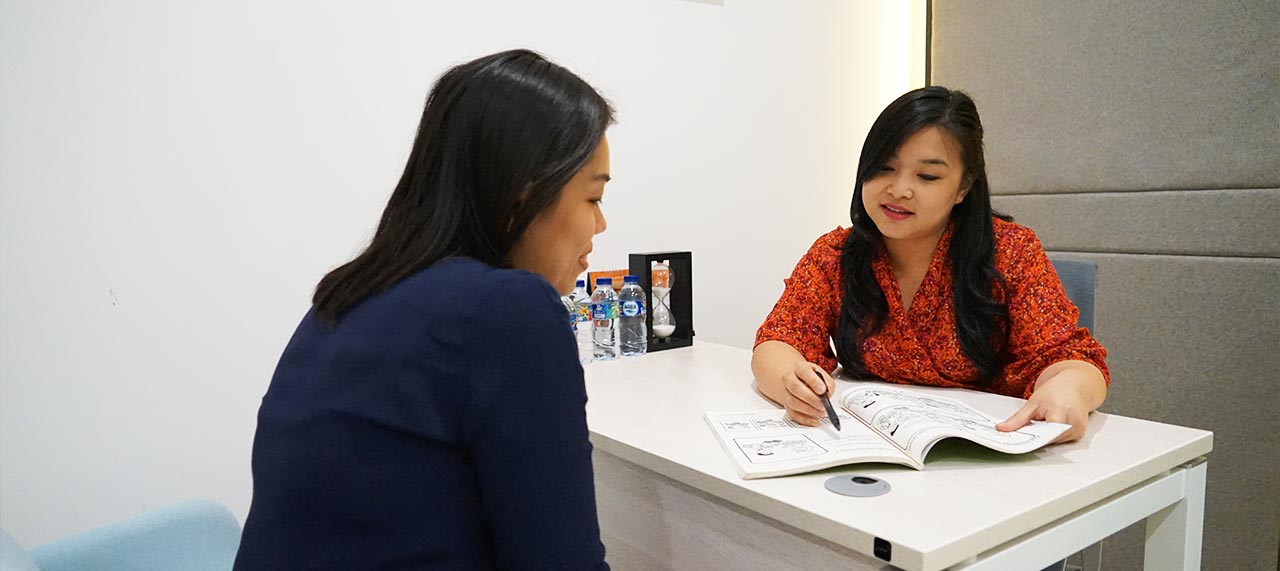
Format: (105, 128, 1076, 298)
(783, 362, 836, 427)
(784, 377, 826, 425)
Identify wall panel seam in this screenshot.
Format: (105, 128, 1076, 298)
(996, 187, 1280, 198)
(1045, 250, 1280, 262)
(925, 0, 934, 86)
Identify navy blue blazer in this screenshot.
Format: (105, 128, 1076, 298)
(235, 258, 608, 570)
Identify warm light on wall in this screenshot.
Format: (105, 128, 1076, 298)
(909, 0, 929, 88)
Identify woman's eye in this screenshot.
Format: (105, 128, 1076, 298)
(879, 166, 894, 173)
(918, 174, 940, 182)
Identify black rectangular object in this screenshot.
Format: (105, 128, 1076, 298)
(627, 251, 693, 353)
(873, 537, 892, 561)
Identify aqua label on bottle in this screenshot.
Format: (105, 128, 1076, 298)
(621, 300, 644, 317)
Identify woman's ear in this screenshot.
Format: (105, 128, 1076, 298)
(955, 176, 974, 205)
(506, 184, 533, 233)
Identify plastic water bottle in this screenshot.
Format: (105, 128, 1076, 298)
(561, 294, 592, 366)
(618, 275, 647, 356)
(590, 278, 619, 361)
(569, 280, 591, 326)
(568, 280, 593, 366)
(561, 295, 576, 328)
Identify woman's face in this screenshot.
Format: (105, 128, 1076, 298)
(510, 136, 611, 295)
(861, 126, 969, 252)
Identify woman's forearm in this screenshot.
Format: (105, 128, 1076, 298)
(751, 341, 808, 405)
(1034, 359, 1107, 411)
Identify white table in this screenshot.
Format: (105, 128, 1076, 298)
(584, 342, 1211, 571)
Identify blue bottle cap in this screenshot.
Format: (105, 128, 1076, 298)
(576, 279, 586, 287)
(595, 277, 612, 286)
(624, 275, 639, 283)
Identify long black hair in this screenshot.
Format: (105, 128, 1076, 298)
(313, 49, 614, 321)
(835, 86, 1011, 383)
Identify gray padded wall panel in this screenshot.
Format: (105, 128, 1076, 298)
(1048, 252, 1279, 571)
(932, 0, 1280, 568)
(931, 0, 1280, 194)
(994, 188, 1280, 257)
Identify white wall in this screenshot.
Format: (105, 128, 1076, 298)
(0, 0, 915, 546)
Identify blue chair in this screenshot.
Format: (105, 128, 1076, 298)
(1050, 257, 1096, 331)
(1046, 257, 1103, 571)
(1, 500, 241, 571)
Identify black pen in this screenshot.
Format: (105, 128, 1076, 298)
(817, 381, 841, 431)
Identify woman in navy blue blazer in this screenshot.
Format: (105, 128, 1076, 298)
(235, 49, 613, 570)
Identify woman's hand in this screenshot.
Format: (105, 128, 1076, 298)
(996, 360, 1107, 443)
(751, 341, 836, 427)
(777, 361, 836, 427)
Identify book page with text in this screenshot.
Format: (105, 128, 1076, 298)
(839, 385, 1069, 463)
(704, 409, 918, 479)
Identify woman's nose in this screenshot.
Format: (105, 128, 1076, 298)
(887, 174, 913, 199)
(886, 183, 909, 199)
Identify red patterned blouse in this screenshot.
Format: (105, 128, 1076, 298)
(754, 218, 1109, 398)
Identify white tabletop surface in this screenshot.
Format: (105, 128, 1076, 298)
(583, 342, 1213, 570)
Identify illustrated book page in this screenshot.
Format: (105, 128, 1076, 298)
(704, 409, 919, 479)
(706, 382, 1069, 479)
(838, 383, 1069, 464)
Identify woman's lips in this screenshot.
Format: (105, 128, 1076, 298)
(880, 204, 913, 221)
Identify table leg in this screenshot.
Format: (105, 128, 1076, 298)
(1080, 541, 1102, 571)
(1143, 459, 1207, 570)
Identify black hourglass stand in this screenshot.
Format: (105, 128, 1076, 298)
(628, 251, 694, 352)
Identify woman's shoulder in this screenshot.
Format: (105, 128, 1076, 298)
(483, 267, 565, 318)
(406, 257, 554, 290)
(991, 217, 1045, 258)
(818, 226, 851, 244)
(809, 226, 850, 255)
(991, 216, 1037, 240)
(397, 258, 563, 321)
(990, 218, 1053, 284)
(788, 227, 848, 272)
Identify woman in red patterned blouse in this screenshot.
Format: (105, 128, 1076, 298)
(752, 87, 1108, 443)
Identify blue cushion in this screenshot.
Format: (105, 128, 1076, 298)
(0, 529, 41, 571)
(29, 500, 240, 571)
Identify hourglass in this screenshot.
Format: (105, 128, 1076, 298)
(650, 261, 676, 339)
(628, 251, 693, 352)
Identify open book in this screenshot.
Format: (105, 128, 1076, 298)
(705, 383, 1070, 479)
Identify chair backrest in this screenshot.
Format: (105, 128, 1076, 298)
(1, 529, 41, 571)
(28, 500, 241, 571)
(1049, 258, 1096, 331)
